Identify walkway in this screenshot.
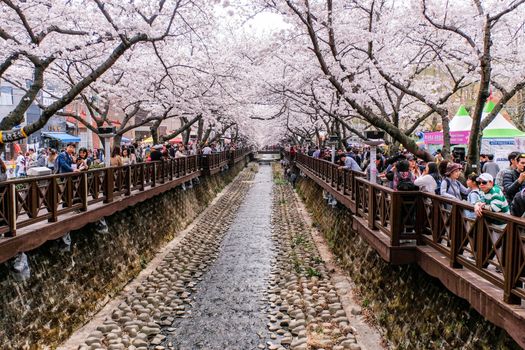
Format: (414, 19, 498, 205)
(61, 164, 381, 350)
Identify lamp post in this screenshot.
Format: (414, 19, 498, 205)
(363, 131, 385, 184)
(328, 135, 338, 163)
(97, 126, 116, 167)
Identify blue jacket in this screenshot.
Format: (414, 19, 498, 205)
(57, 151, 74, 173)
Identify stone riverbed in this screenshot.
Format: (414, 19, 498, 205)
(60, 163, 382, 350)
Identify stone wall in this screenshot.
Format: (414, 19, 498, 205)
(296, 176, 520, 350)
(0, 160, 246, 349)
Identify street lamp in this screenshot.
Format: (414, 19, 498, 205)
(97, 126, 116, 167)
(327, 135, 338, 163)
(363, 130, 385, 184)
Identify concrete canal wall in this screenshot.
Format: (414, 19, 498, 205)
(0, 161, 247, 349)
(296, 176, 520, 350)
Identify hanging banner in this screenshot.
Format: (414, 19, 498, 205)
(423, 131, 470, 145)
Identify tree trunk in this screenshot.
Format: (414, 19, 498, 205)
(466, 18, 492, 174)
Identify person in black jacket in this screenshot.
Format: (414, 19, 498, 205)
(511, 189, 525, 217)
(502, 153, 525, 205)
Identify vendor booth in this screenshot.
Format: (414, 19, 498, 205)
(424, 101, 525, 167)
(480, 100, 525, 168)
(423, 105, 472, 156)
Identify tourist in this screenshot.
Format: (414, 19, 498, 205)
(175, 145, 186, 158)
(482, 154, 500, 178)
(414, 162, 440, 193)
(110, 146, 123, 167)
(440, 163, 468, 200)
(15, 151, 26, 177)
(0, 157, 7, 182)
(408, 156, 421, 179)
(502, 153, 525, 205)
(510, 188, 525, 217)
(56, 143, 79, 174)
(128, 146, 137, 164)
(121, 148, 131, 166)
(479, 154, 488, 171)
(464, 173, 482, 220)
(33, 148, 47, 168)
(434, 149, 444, 164)
(47, 149, 57, 172)
(495, 151, 519, 188)
(338, 153, 361, 172)
(150, 145, 163, 161)
(392, 160, 418, 191)
(474, 173, 509, 220)
(202, 144, 212, 155)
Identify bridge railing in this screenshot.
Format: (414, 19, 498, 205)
(290, 151, 525, 305)
(0, 150, 251, 239)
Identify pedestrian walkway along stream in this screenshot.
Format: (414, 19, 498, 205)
(61, 164, 380, 350)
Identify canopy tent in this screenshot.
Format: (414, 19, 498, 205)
(424, 105, 472, 145)
(482, 100, 525, 138)
(449, 105, 472, 132)
(168, 137, 183, 144)
(142, 136, 153, 144)
(480, 100, 525, 168)
(42, 132, 81, 143)
(121, 136, 131, 144)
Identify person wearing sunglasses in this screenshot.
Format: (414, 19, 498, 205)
(474, 173, 509, 220)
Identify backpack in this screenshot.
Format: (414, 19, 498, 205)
(434, 176, 442, 195)
(396, 172, 419, 191)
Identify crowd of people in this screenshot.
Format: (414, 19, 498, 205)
(288, 144, 525, 221)
(0, 142, 234, 180)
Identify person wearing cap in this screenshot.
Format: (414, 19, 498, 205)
(474, 173, 509, 218)
(440, 162, 468, 200)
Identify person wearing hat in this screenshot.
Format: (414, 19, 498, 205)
(440, 162, 468, 200)
(474, 173, 509, 218)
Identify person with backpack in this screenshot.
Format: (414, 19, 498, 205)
(414, 162, 440, 193)
(440, 162, 468, 200)
(465, 173, 482, 220)
(393, 160, 419, 191)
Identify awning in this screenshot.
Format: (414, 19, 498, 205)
(42, 132, 81, 143)
(169, 137, 183, 144)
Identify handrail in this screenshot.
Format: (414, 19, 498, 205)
(288, 151, 525, 305)
(0, 149, 250, 238)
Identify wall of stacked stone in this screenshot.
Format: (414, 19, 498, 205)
(296, 176, 520, 350)
(0, 160, 246, 349)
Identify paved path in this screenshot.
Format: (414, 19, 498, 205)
(62, 164, 382, 350)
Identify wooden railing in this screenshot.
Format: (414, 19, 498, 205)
(0, 149, 250, 238)
(291, 152, 525, 305)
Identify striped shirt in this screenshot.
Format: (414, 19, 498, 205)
(479, 185, 509, 214)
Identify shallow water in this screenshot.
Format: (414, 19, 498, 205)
(166, 164, 274, 349)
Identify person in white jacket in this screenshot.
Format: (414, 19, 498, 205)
(414, 162, 440, 193)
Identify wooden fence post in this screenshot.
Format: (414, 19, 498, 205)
(104, 167, 114, 203)
(503, 222, 520, 304)
(80, 172, 88, 211)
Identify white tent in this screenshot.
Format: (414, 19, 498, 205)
(449, 105, 472, 132)
(481, 100, 525, 168)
